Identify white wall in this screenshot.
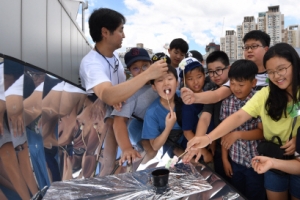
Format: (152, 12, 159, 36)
(0, 0, 92, 84)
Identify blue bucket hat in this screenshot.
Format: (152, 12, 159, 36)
(179, 57, 202, 78)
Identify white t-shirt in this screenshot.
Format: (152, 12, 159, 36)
(79, 50, 126, 93)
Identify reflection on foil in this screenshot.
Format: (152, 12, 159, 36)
(43, 163, 212, 199)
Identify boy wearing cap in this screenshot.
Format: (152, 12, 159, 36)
(112, 48, 159, 165)
(181, 30, 270, 105)
(151, 52, 171, 64)
(186, 50, 216, 91)
(179, 57, 213, 164)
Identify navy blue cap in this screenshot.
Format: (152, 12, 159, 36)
(124, 48, 151, 68)
(179, 57, 202, 78)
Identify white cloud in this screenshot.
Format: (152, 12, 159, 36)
(78, 0, 300, 53)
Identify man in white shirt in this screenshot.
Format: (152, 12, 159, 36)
(79, 8, 168, 175)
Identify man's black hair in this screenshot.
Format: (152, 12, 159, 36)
(169, 38, 189, 54)
(150, 65, 178, 85)
(206, 51, 229, 67)
(89, 8, 126, 43)
(228, 59, 258, 82)
(242, 30, 271, 47)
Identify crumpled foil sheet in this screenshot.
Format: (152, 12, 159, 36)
(43, 163, 212, 199)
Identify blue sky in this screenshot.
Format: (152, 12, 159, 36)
(78, 0, 300, 55)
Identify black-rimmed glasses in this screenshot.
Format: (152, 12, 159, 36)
(206, 67, 228, 77)
(242, 44, 264, 51)
(266, 64, 292, 78)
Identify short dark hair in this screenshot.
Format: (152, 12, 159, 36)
(242, 30, 270, 47)
(206, 51, 229, 67)
(229, 59, 258, 82)
(89, 8, 126, 43)
(150, 65, 178, 85)
(169, 38, 189, 54)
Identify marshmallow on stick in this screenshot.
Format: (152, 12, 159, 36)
(165, 89, 171, 111)
(165, 156, 179, 169)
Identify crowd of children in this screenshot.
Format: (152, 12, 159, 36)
(80, 8, 300, 200)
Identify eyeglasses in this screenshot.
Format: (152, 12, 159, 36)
(130, 64, 150, 73)
(206, 67, 228, 77)
(242, 44, 264, 51)
(266, 64, 292, 78)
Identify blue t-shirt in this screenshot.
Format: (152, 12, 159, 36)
(182, 103, 204, 133)
(142, 97, 182, 140)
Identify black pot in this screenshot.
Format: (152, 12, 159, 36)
(152, 169, 170, 188)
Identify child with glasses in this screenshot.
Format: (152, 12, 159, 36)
(112, 48, 158, 166)
(187, 43, 300, 200)
(181, 30, 270, 105)
(183, 51, 231, 182)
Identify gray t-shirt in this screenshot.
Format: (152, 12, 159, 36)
(111, 84, 158, 120)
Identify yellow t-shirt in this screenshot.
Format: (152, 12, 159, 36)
(242, 86, 300, 144)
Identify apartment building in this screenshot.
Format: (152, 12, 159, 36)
(283, 25, 300, 47)
(220, 5, 299, 60)
(220, 30, 237, 60)
(265, 5, 284, 46)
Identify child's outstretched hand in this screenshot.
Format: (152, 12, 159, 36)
(165, 111, 176, 130)
(180, 87, 195, 105)
(186, 135, 210, 151)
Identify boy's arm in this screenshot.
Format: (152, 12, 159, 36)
(222, 144, 233, 177)
(93, 60, 167, 106)
(252, 156, 300, 175)
(195, 111, 212, 136)
(150, 111, 176, 151)
(183, 130, 195, 141)
(181, 86, 232, 105)
(183, 111, 212, 163)
(187, 109, 253, 150)
(150, 126, 172, 151)
(221, 122, 264, 150)
(113, 116, 141, 164)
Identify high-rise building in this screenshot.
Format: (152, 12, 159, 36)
(220, 5, 293, 59)
(283, 25, 300, 48)
(265, 5, 284, 46)
(220, 30, 237, 60)
(257, 12, 266, 31)
(236, 25, 243, 59)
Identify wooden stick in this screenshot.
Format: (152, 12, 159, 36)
(178, 151, 188, 159)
